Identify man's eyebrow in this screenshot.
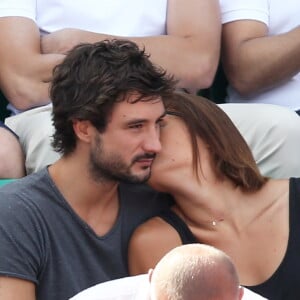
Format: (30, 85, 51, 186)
(126, 118, 148, 125)
(126, 111, 167, 125)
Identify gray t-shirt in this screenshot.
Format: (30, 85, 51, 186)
(0, 168, 168, 300)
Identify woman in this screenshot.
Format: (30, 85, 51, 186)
(128, 92, 300, 300)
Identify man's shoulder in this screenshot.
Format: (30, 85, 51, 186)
(0, 168, 53, 207)
(119, 183, 171, 200)
(117, 184, 172, 230)
(0, 168, 49, 190)
(119, 183, 172, 210)
(119, 183, 157, 198)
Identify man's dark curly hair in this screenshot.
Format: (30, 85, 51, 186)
(50, 39, 176, 156)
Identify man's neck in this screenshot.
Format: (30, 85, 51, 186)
(48, 158, 120, 236)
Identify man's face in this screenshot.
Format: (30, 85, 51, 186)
(89, 95, 166, 183)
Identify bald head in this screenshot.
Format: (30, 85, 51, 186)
(149, 244, 243, 300)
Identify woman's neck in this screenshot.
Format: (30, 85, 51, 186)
(171, 178, 244, 229)
(168, 177, 288, 235)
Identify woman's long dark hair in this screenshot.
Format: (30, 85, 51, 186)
(165, 92, 268, 192)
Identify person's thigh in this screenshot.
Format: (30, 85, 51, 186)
(219, 103, 300, 179)
(5, 105, 61, 174)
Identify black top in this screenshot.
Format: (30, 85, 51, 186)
(158, 178, 300, 300)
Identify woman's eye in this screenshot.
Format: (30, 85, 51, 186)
(158, 119, 167, 128)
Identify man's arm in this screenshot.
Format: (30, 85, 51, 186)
(41, 0, 222, 93)
(0, 277, 35, 300)
(222, 20, 300, 96)
(0, 17, 64, 110)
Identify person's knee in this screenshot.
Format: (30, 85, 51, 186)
(5, 107, 60, 174)
(0, 127, 25, 178)
(219, 104, 300, 178)
(263, 108, 300, 178)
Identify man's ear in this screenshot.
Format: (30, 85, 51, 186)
(72, 119, 94, 143)
(148, 268, 154, 283)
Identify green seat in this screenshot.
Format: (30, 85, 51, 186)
(0, 178, 16, 187)
(0, 92, 18, 185)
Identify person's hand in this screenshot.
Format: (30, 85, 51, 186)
(41, 28, 86, 54)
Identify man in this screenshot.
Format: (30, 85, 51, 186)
(220, 0, 300, 114)
(150, 244, 247, 300)
(1, 0, 300, 179)
(0, 39, 176, 300)
(70, 244, 266, 300)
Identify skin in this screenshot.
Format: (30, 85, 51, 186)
(222, 19, 300, 96)
(0, 96, 165, 299)
(149, 245, 244, 300)
(87, 99, 166, 184)
(0, 0, 221, 110)
(0, 127, 25, 178)
(128, 115, 290, 289)
(0, 17, 64, 110)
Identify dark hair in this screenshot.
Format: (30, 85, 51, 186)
(50, 39, 176, 155)
(165, 92, 268, 192)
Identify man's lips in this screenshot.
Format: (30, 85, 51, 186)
(136, 158, 154, 166)
(133, 154, 156, 166)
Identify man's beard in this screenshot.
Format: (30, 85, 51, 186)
(89, 135, 155, 184)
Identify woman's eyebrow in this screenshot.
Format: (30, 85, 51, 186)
(166, 111, 181, 117)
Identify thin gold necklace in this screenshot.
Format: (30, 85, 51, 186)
(173, 206, 225, 228)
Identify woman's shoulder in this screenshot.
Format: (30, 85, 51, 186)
(130, 216, 181, 249)
(128, 216, 181, 275)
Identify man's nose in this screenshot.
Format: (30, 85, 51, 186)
(142, 128, 162, 153)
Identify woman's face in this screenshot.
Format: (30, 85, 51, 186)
(148, 115, 193, 190)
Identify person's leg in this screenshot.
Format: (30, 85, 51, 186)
(5, 105, 61, 174)
(0, 123, 25, 178)
(219, 103, 300, 179)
